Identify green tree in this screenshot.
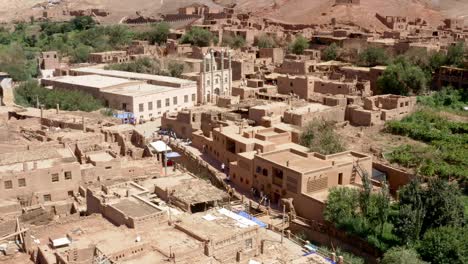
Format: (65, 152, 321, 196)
(290, 35, 309, 55)
(418, 226, 468, 264)
(324, 187, 360, 224)
(144, 22, 170, 45)
(180, 27, 213, 47)
(255, 34, 277, 48)
(322, 43, 339, 61)
(428, 51, 447, 72)
(446, 42, 465, 68)
(381, 247, 427, 264)
(300, 120, 346, 155)
(392, 178, 425, 244)
(106, 57, 164, 75)
(70, 44, 92, 63)
(167, 61, 184, 78)
(222, 35, 246, 49)
(71, 16, 96, 31)
(14, 80, 104, 112)
(0, 43, 38, 81)
(377, 58, 427, 95)
(105, 25, 134, 48)
(422, 178, 465, 233)
(358, 46, 389, 67)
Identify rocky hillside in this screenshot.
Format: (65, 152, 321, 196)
(0, 0, 466, 26)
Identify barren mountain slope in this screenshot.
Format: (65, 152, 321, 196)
(0, 0, 466, 26)
(232, 0, 458, 29)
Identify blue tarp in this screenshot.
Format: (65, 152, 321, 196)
(113, 112, 134, 119)
(236, 211, 267, 228)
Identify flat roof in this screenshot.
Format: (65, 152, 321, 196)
(147, 174, 228, 204)
(0, 148, 73, 166)
(45, 74, 135, 89)
(112, 198, 161, 218)
(286, 103, 331, 114)
(259, 149, 331, 173)
(101, 83, 177, 97)
(72, 67, 196, 87)
(87, 152, 115, 162)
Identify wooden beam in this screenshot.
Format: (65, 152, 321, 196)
(0, 229, 29, 242)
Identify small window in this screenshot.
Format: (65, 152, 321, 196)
(400, 103, 403, 107)
(207, 80, 210, 85)
(165, 98, 170, 107)
(184, 95, 189, 103)
(4, 180, 13, 189)
(105, 166, 112, 170)
(68, 191, 74, 197)
(148, 102, 153, 111)
(64, 171, 72, 180)
(256, 166, 261, 173)
(338, 173, 343, 185)
(245, 238, 253, 249)
(192, 94, 196, 102)
(262, 168, 268, 176)
(215, 78, 219, 84)
(43, 194, 51, 202)
(52, 173, 59, 182)
(157, 100, 161, 108)
(173, 96, 178, 105)
(18, 178, 26, 187)
(139, 103, 144, 112)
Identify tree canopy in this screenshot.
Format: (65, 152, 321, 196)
(377, 58, 427, 95)
(358, 46, 389, 67)
(255, 34, 277, 49)
(322, 43, 339, 61)
(290, 35, 309, 55)
(180, 27, 213, 47)
(300, 120, 346, 155)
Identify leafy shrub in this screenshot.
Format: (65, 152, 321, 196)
(300, 120, 346, 154)
(255, 34, 277, 49)
(290, 35, 309, 55)
(180, 27, 213, 47)
(14, 80, 103, 112)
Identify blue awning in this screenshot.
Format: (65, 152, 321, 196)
(165, 152, 181, 159)
(236, 211, 267, 228)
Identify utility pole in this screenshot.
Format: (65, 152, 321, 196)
(281, 204, 285, 244)
(164, 137, 168, 176)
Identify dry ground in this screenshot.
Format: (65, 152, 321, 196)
(1, 0, 467, 26)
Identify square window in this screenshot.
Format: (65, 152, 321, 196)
(18, 178, 26, 187)
(64, 171, 72, 180)
(4, 180, 13, 189)
(52, 173, 59, 182)
(43, 194, 51, 202)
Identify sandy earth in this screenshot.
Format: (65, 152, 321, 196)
(1, 0, 467, 25)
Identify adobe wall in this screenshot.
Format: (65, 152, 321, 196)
(314, 80, 356, 95)
(0, 161, 82, 203)
(258, 48, 284, 64)
(277, 76, 314, 99)
(372, 162, 412, 194)
(347, 106, 381, 126)
(283, 106, 346, 127)
(289, 221, 380, 262)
